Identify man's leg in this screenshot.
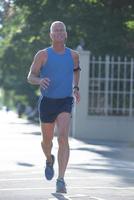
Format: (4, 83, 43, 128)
(41, 122, 55, 163)
(56, 112, 71, 179)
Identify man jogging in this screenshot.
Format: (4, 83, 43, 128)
(27, 21, 81, 193)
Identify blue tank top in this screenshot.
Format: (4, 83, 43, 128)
(40, 47, 74, 98)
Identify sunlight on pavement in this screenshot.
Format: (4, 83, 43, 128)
(0, 109, 23, 123)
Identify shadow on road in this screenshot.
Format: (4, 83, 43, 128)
(8, 121, 32, 125)
(69, 139, 134, 186)
(16, 162, 35, 167)
(22, 131, 41, 136)
(52, 193, 70, 200)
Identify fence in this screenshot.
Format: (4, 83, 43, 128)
(74, 51, 134, 142)
(88, 55, 134, 117)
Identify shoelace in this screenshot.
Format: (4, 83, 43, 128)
(57, 178, 66, 186)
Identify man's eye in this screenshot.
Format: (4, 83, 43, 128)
(54, 29, 64, 32)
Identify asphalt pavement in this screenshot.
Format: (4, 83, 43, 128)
(0, 110, 134, 200)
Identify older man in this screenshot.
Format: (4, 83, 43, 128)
(27, 21, 81, 193)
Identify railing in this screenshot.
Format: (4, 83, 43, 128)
(88, 55, 134, 117)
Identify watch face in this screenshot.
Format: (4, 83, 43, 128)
(74, 86, 79, 91)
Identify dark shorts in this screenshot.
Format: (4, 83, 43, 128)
(39, 96, 74, 123)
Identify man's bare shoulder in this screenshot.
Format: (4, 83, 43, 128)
(70, 49, 79, 60)
(35, 49, 48, 61)
(70, 49, 79, 63)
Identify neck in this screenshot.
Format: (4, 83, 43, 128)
(52, 42, 65, 53)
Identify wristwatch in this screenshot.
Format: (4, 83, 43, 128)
(73, 86, 79, 91)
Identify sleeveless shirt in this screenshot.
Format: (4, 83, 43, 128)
(40, 47, 74, 98)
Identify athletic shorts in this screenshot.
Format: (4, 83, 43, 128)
(39, 96, 74, 123)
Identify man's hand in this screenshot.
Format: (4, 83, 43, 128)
(74, 89, 80, 103)
(39, 77, 51, 89)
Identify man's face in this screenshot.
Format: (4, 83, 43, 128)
(50, 23, 67, 42)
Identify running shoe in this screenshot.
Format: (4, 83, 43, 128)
(45, 154, 55, 180)
(56, 178, 67, 193)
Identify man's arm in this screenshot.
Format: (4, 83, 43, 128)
(71, 50, 81, 103)
(27, 50, 50, 89)
(71, 50, 81, 89)
(27, 50, 46, 85)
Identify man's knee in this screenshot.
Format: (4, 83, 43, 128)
(41, 137, 53, 148)
(57, 135, 69, 146)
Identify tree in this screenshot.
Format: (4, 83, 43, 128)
(0, 0, 134, 108)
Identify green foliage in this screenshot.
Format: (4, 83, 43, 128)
(0, 0, 134, 108)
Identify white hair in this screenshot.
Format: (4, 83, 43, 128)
(50, 21, 66, 33)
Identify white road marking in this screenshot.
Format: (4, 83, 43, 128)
(90, 196, 106, 200)
(0, 187, 55, 191)
(0, 176, 134, 182)
(71, 194, 87, 197)
(49, 198, 71, 200)
(0, 178, 42, 181)
(48, 194, 88, 200)
(0, 186, 134, 191)
(49, 196, 72, 200)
